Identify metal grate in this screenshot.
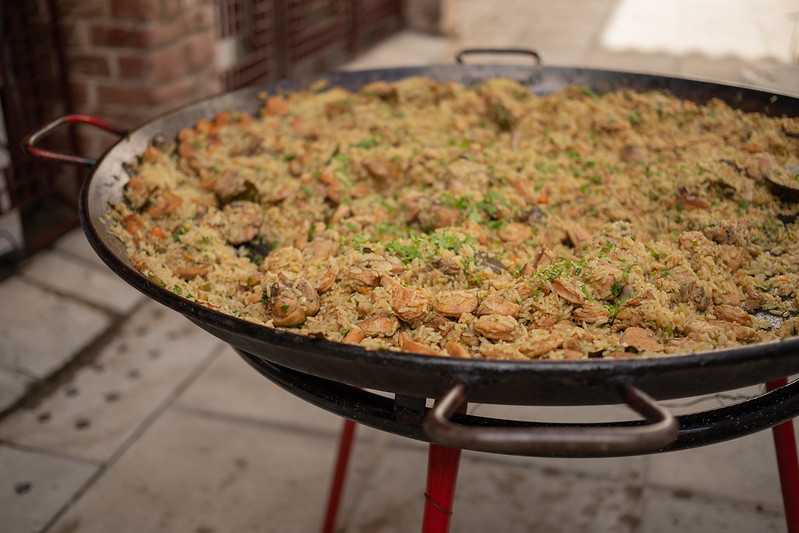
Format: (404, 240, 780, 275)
(217, 0, 248, 39)
(216, 0, 402, 91)
(217, 0, 278, 91)
(286, 0, 351, 63)
(0, 0, 79, 254)
(351, 0, 402, 53)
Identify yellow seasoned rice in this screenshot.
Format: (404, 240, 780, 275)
(107, 77, 799, 360)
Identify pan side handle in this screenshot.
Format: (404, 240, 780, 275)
(23, 114, 127, 167)
(455, 48, 542, 66)
(424, 382, 678, 455)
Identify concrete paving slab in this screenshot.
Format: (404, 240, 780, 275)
(22, 249, 143, 314)
(0, 364, 30, 413)
(646, 429, 784, 509)
(583, 49, 679, 75)
(533, 41, 593, 68)
(0, 301, 221, 462)
(342, 30, 452, 70)
(451, 454, 643, 533)
(46, 408, 340, 533)
(0, 444, 97, 533)
(175, 345, 341, 433)
(53, 228, 105, 266)
(0, 277, 111, 379)
(473, 388, 786, 512)
(343, 440, 644, 533)
(339, 441, 429, 533)
(640, 485, 785, 533)
(676, 54, 752, 85)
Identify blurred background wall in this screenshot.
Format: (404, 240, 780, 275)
(0, 0, 795, 261)
(0, 0, 409, 258)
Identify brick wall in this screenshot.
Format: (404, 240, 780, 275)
(54, 0, 405, 157)
(57, 0, 221, 155)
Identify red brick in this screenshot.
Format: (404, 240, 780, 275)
(135, 78, 200, 116)
(74, 129, 120, 160)
(186, 4, 217, 33)
(110, 0, 162, 21)
(161, 0, 182, 18)
(68, 53, 111, 76)
(98, 82, 156, 106)
(148, 43, 189, 83)
(184, 33, 215, 72)
(91, 19, 185, 48)
(118, 55, 148, 78)
(57, 0, 108, 18)
(91, 24, 147, 48)
(153, 77, 199, 104)
(96, 75, 201, 109)
(144, 19, 187, 47)
(60, 20, 91, 48)
(89, 104, 154, 128)
(69, 80, 91, 106)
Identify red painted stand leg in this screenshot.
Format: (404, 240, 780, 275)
(322, 419, 357, 533)
(768, 379, 799, 533)
(422, 443, 462, 533)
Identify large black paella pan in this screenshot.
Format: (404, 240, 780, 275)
(26, 51, 799, 455)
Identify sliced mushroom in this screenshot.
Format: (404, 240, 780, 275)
(263, 277, 320, 327)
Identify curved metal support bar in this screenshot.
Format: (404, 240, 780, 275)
(23, 114, 127, 167)
(455, 48, 542, 66)
(235, 351, 799, 457)
(423, 382, 678, 455)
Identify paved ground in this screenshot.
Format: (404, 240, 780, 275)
(2, 1, 798, 531)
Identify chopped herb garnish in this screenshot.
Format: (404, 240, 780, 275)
(610, 282, 624, 297)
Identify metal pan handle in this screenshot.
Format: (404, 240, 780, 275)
(23, 114, 128, 167)
(455, 48, 542, 66)
(424, 382, 678, 455)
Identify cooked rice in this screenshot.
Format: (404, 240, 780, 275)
(106, 77, 799, 360)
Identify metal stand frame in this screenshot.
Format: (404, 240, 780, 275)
(321, 381, 799, 533)
(321, 419, 463, 533)
(322, 419, 357, 533)
(234, 353, 799, 532)
(768, 379, 799, 533)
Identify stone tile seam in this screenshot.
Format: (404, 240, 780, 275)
(336, 430, 399, 527)
(16, 271, 138, 318)
(35, 341, 224, 533)
(171, 402, 344, 441)
(0, 300, 146, 420)
(0, 357, 39, 382)
(458, 450, 645, 483)
(0, 440, 103, 467)
(47, 247, 114, 275)
(368, 435, 781, 512)
(330, 428, 646, 487)
(641, 479, 785, 515)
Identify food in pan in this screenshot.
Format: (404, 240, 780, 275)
(107, 76, 799, 360)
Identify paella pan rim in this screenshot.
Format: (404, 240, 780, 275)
(78, 63, 799, 404)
